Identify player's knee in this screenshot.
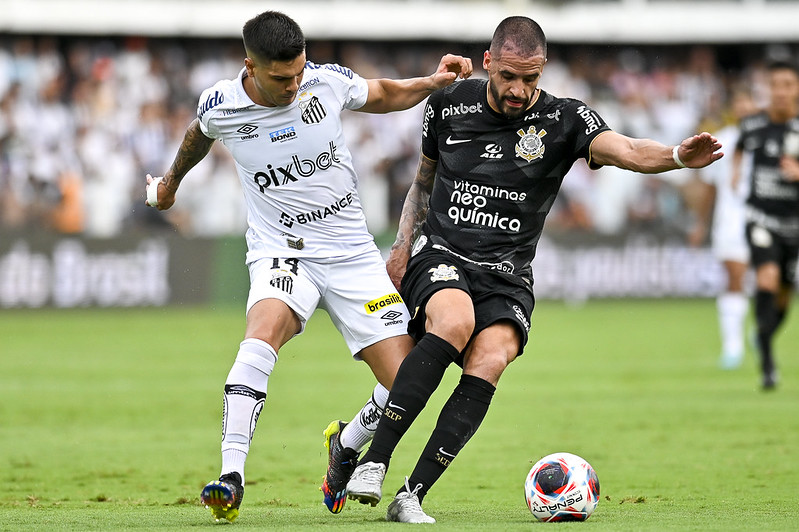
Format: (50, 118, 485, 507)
(424, 289, 475, 350)
(756, 265, 780, 292)
(463, 351, 512, 386)
(428, 317, 474, 352)
(244, 299, 301, 348)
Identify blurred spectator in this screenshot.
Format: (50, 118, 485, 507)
(0, 35, 796, 240)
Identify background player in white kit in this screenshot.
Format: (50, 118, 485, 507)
(692, 89, 757, 369)
(143, 10, 472, 522)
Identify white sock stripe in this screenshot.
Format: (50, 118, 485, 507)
(372, 383, 389, 410)
(221, 448, 248, 485)
(237, 338, 278, 375)
(341, 385, 389, 452)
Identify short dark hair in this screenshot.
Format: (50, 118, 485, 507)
(490, 16, 547, 59)
(767, 59, 799, 77)
(242, 11, 305, 63)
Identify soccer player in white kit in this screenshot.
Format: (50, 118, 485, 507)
(144, 11, 472, 522)
(694, 90, 756, 369)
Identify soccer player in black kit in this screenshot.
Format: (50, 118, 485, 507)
(343, 17, 723, 523)
(733, 60, 799, 390)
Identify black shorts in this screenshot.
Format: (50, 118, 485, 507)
(400, 247, 535, 357)
(746, 223, 799, 285)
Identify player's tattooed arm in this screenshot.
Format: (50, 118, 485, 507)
(164, 119, 215, 191)
(148, 119, 215, 210)
(386, 155, 436, 289)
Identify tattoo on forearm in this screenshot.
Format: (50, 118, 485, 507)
(164, 119, 214, 189)
(393, 157, 436, 251)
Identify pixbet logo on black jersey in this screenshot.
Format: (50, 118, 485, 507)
(252, 141, 339, 192)
(441, 102, 482, 119)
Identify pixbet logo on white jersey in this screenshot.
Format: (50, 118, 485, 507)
(252, 141, 339, 193)
(441, 102, 483, 119)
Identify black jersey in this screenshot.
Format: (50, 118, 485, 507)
(737, 111, 799, 236)
(418, 79, 610, 280)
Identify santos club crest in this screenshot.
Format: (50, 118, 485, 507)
(515, 125, 547, 162)
(299, 94, 326, 124)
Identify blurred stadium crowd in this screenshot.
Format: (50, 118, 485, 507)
(0, 35, 796, 240)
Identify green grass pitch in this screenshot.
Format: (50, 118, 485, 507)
(1, 299, 797, 531)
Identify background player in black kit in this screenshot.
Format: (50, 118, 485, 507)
(344, 16, 723, 523)
(732, 60, 799, 389)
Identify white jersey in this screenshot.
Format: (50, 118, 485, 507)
(701, 124, 750, 262)
(198, 63, 373, 263)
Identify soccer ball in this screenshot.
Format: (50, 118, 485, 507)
(524, 452, 600, 522)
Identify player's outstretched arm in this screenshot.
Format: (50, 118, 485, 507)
(591, 131, 723, 174)
(358, 54, 472, 114)
(145, 119, 215, 210)
(386, 155, 437, 290)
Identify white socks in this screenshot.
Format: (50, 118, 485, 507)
(220, 338, 278, 485)
(339, 383, 389, 453)
(717, 292, 748, 360)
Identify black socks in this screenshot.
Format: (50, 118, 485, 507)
(754, 290, 779, 376)
(403, 374, 496, 502)
(361, 333, 460, 466)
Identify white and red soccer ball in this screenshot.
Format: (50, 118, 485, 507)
(524, 452, 600, 522)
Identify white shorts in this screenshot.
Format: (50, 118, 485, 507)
(246, 247, 410, 357)
(712, 211, 749, 263)
(711, 185, 749, 263)
(712, 233, 749, 263)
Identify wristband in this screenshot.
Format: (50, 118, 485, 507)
(146, 176, 163, 207)
(672, 145, 686, 169)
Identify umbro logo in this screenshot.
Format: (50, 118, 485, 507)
(446, 135, 470, 145)
(237, 123, 259, 140)
(380, 310, 403, 321)
(380, 309, 404, 327)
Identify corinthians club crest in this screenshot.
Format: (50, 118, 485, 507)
(515, 125, 547, 162)
(428, 264, 459, 282)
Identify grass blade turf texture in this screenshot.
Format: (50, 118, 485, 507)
(0, 300, 797, 531)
